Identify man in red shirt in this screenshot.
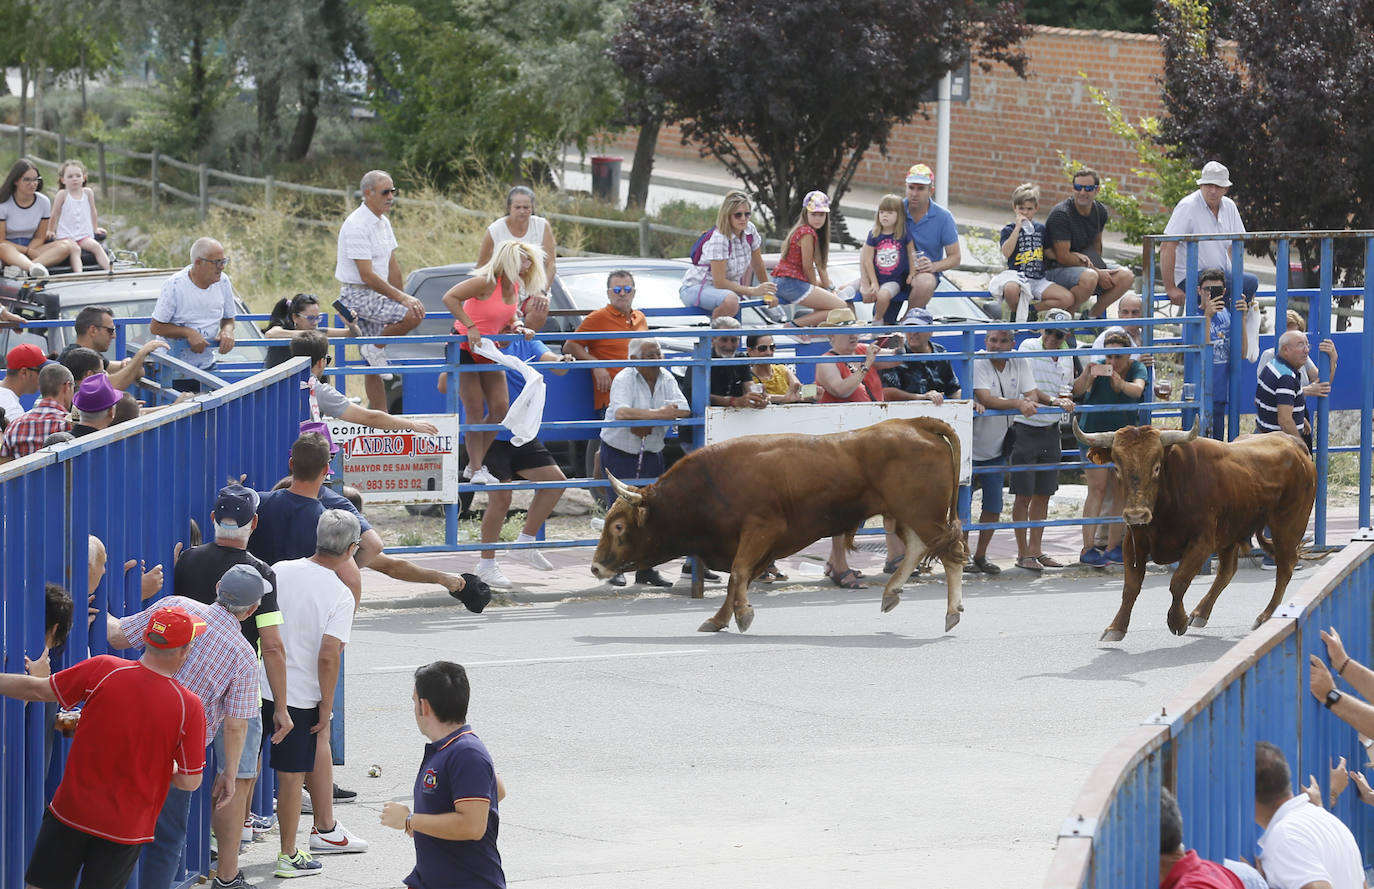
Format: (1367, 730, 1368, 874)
(0, 605, 207, 889)
(0, 363, 73, 463)
(1160, 786, 1265, 888)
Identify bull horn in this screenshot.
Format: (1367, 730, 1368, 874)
(607, 472, 643, 505)
(1071, 416, 1116, 449)
(1159, 419, 1200, 447)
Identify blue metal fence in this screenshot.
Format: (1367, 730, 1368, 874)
(0, 358, 308, 888)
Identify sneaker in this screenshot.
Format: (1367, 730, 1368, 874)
(359, 343, 387, 366)
(972, 556, 1002, 576)
(309, 821, 369, 854)
(1079, 547, 1109, 568)
(27, 262, 48, 278)
(1103, 546, 1124, 565)
(301, 794, 312, 814)
(332, 783, 356, 803)
(680, 563, 721, 582)
(214, 871, 253, 889)
(608, 572, 626, 587)
(274, 849, 323, 878)
(962, 560, 980, 574)
(475, 562, 513, 590)
(249, 813, 276, 837)
(635, 569, 673, 588)
(512, 546, 554, 571)
(461, 465, 474, 481)
(243, 822, 254, 843)
(469, 466, 499, 485)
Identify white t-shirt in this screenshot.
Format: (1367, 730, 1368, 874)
(971, 353, 1036, 461)
(600, 368, 688, 456)
(1163, 189, 1247, 284)
(335, 203, 398, 285)
(0, 192, 51, 241)
(0, 385, 24, 423)
(680, 223, 761, 291)
(263, 557, 355, 708)
(487, 215, 548, 252)
(151, 266, 239, 369)
(1257, 795, 1364, 889)
(1014, 337, 1073, 428)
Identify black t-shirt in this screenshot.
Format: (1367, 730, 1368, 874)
(173, 541, 280, 650)
(878, 342, 961, 397)
(710, 361, 751, 399)
(71, 423, 99, 437)
(1043, 197, 1109, 268)
(58, 341, 111, 371)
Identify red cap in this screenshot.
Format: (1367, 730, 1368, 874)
(144, 606, 208, 649)
(6, 343, 48, 371)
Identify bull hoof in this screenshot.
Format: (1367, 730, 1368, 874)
(1171, 623, 1188, 637)
(944, 611, 960, 632)
(1100, 628, 1126, 642)
(734, 607, 755, 633)
(958, 603, 965, 612)
(1189, 615, 1208, 629)
(697, 619, 728, 633)
(1251, 613, 1271, 631)
(881, 591, 901, 613)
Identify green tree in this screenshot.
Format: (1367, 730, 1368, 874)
(1022, 0, 1154, 32)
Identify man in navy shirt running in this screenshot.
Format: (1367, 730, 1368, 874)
(381, 660, 507, 889)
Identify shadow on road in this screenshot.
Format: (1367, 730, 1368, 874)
(1019, 634, 1238, 686)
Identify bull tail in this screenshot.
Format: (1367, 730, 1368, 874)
(909, 417, 966, 566)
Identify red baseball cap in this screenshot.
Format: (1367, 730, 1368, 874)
(144, 606, 208, 649)
(6, 343, 50, 371)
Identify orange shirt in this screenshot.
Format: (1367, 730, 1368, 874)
(573, 305, 648, 409)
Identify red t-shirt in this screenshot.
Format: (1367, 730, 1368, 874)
(49, 655, 206, 844)
(1161, 851, 1243, 889)
(773, 224, 817, 281)
(819, 343, 885, 403)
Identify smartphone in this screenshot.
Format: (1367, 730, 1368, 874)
(1091, 363, 1112, 377)
(879, 334, 901, 348)
(331, 299, 358, 323)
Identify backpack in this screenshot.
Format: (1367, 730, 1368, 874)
(689, 227, 756, 266)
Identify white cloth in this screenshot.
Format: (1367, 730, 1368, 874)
(151, 266, 239, 369)
(1089, 327, 1142, 364)
(1243, 304, 1261, 362)
(335, 203, 398, 285)
(1014, 337, 1073, 428)
(0, 192, 50, 241)
(472, 338, 544, 446)
(680, 222, 761, 291)
(600, 366, 688, 455)
(1257, 795, 1364, 889)
(54, 190, 95, 241)
(0, 385, 24, 422)
(487, 215, 548, 252)
(1163, 189, 1247, 284)
(263, 557, 356, 708)
(970, 353, 1036, 461)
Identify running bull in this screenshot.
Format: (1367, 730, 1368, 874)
(590, 417, 967, 633)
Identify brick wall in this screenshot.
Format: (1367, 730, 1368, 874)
(600, 25, 1168, 213)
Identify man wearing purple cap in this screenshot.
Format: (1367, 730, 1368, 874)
(71, 371, 123, 437)
(0, 605, 206, 889)
(0, 341, 49, 421)
(901, 163, 962, 310)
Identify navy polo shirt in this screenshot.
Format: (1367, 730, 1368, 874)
(247, 486, 373, 567)
(407, 725, 504, 889)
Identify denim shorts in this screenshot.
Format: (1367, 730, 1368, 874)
(773, 275, 812, 304)
(972, 457, 1005, 516)
(213, 712, 264, 779)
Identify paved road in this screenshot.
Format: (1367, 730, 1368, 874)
(222, 553, 1327, 887)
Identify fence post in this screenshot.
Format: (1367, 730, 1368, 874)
(638, 217, 651, 257)
(150, 151, 160, 211)
(17, 124, 25, 158)
(97, 142, 107, 200)
(198, 164, 209, 221)
(265, 175, 274, 210)
(57, 133, 66, 164)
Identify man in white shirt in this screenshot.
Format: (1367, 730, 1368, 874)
(265, 510, 370, 876)
(1254, 740, 1364, 889)
(1161, 161, 1258, 307)
(335, 169, 426, 410)
(968, 329, 1040, 575)
(1010, 309, 1076, 572)
(150, 237, 238, 379)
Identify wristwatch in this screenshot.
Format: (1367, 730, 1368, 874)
(1325, 688, 1343, 709)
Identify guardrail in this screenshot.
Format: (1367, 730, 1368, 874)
(0, 359, 309, 889)
(1044, 538, 1374, 888)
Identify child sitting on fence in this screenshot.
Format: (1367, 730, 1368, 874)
(49, 160, 110, 273)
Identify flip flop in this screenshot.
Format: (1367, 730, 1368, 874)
(758, 564, 788, 583)
(1016, 556, 1044, 572)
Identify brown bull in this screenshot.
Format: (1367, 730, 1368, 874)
(1072, 419, 1316, 641)
(589, 417, 967, 633)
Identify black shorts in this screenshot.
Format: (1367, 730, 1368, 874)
(25, 809, 142, 889)
(1008, 423, 1063, 497)
(483, 438, 556, 481)
(262, 699, 320, 773)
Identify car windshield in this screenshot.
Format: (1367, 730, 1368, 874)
(559, 268, 707, 329)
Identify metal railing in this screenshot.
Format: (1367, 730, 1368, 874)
(0, 359, 309, 888)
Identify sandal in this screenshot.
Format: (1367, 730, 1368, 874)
(824, 562, 864, 580)
(758, 563, 788, 583)
(830, 568, 866, 589)
(1016, 556, 1044, 572)
(883, 555, 905, 574)
(1035, 554, 1065, 569)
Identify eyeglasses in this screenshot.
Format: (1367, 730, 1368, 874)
(610, 285, 635, 294)
(379, 187, 399, 196)
(20, 175, 41, 187)
(752, 344, 775, 353)
(732, 210, 750, 219)
(1073, 183, 1098, 192)
(198, 257, 230, 269)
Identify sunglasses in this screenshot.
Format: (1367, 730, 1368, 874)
(610, 285, 635, 294)
(297, 312, 322, 323)
(732, 210, 750, 219)
(1073, 183, 1098, 192)
(1045, 330, 1067, 339)
(379, 187, 399, 196)
(752, 344, 775, 352)
(96, 325, 116, 335)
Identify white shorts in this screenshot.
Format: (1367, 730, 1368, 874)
(988, 269, 1057, 301)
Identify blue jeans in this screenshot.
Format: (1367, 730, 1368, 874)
(133, 786, 193, 889)
(331, 651, 345, 765)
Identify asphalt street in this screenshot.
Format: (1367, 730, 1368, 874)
(221, 555, 1323, 888)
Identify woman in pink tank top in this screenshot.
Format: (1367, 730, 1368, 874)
(442, 240, 548, 484)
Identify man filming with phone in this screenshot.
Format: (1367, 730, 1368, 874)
(1198, 266, 1256, 441)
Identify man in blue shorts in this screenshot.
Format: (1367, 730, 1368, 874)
(381, 660, 507, 889)
(901, 163, 961, 311)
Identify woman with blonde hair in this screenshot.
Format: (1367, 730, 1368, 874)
(442, 240, 547, 485)
(679, 191, 776, 321)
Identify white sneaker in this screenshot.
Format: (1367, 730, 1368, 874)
(475, 562, 513, 590)
(469, 466, 499, 485)
(461, 465, 474, 481)
(309, 820, 369, 854)
(301, 794, 313, 814)
(513, 546, 554, 571)
(27, 262, 48, 278)
(359, 343, 387, 366)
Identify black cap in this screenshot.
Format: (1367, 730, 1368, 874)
(452, 574, 492, 614)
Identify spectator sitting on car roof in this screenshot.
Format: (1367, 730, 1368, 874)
(678, 191, 776, 322)
(62, 305, 169, 391)
(289, 330, 438, 435)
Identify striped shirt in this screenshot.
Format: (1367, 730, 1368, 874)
(0, 397, 70, 459)
(120, 596, 258, 736)
(1254, 358, 1305, 436)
